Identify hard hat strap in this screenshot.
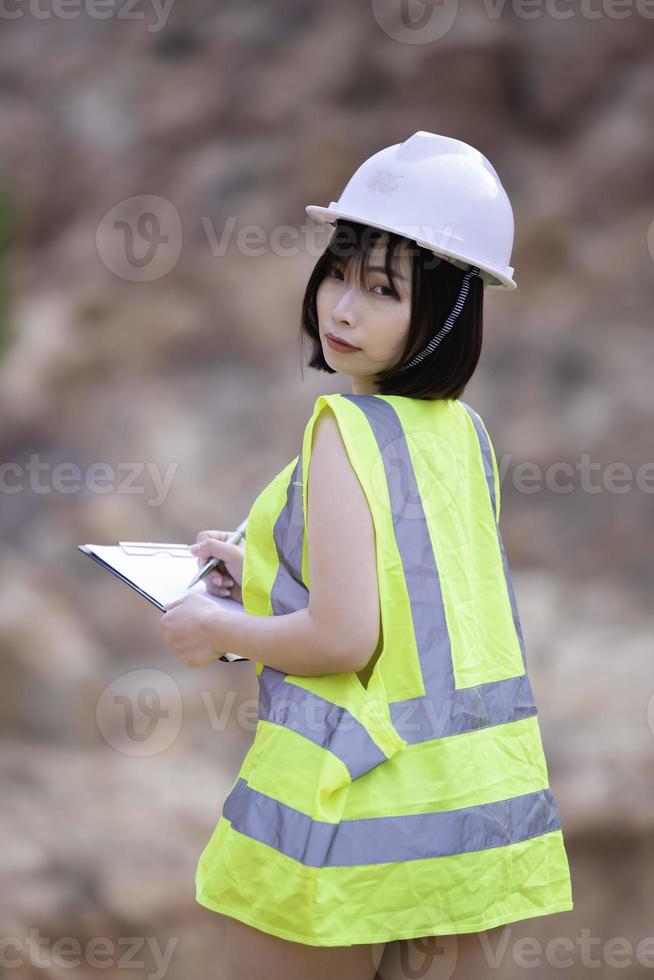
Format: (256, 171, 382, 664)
(398, 266, 480, 372)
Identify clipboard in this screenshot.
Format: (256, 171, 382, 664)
(78, 539, 249, 663)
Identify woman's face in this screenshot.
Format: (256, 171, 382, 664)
(315, 238, 413, 395)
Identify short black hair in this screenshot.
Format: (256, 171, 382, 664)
(299, 219, 484, 400)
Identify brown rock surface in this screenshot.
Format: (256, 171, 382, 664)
(1, 2, 652, 973)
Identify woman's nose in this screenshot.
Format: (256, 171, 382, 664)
(331, 285, 358, 322)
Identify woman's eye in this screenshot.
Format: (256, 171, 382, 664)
(329, 267, 394, 297)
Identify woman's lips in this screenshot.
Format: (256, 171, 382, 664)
(325, 333, 361, 352)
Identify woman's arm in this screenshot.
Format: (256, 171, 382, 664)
(215, 408, 380, 676)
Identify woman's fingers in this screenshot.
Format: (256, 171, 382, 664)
(204, 573, 235, 596)
(190, 534, 236, 592)
(197, 529, 230, 542)
(191, 534, 242, 574)
(190, 532, 243, 599)
(194, 531, 232, 563)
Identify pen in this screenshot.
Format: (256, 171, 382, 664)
(187, 518, 248, 589)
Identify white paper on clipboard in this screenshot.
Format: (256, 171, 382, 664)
(77, 540, 249, 663)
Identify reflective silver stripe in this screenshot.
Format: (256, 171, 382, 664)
(270, 455, 307, 616)
(262, 455, 393, 779)
(341, 395, 536, 745)
(459, 401, 498, 520)
(223, 777, 562, 867)
(257, 668, 389, 781)
(340, 394, 455, 741)
(459, 401, 528, 666)
(389, 673, 537, 741)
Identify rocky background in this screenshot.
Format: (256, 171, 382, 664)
(1, 2, 653, 978)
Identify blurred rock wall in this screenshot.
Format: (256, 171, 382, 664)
(0, 2, 653, 977)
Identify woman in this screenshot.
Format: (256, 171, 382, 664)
(161, 132, 574, 980)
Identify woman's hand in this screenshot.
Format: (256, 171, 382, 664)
(190, 530, 245, 605)
(161, 591, 230, 667)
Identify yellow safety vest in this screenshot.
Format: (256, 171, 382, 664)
(195, 393, 574, 947)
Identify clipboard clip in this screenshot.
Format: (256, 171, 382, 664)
(118, 541, 192, 557)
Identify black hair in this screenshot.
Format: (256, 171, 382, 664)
(299, 219, 484, 400)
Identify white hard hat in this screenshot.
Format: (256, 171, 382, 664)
(305, 131, 516, 291)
